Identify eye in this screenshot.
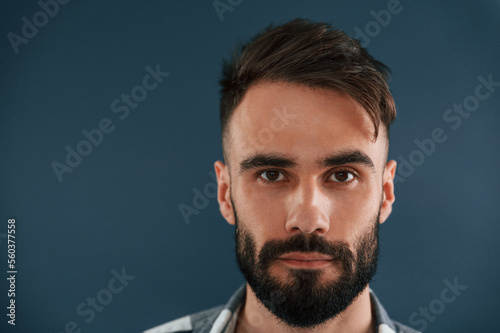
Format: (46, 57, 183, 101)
(329, 170, 355, 182)
(260, 170, 285, 182)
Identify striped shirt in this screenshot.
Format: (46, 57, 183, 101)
(144, 284, 420, 333)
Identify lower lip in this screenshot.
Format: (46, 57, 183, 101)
(277, 258, 333, 269)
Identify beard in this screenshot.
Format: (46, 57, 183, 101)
(234, 201, 380, 329)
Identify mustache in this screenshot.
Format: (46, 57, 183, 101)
(258, 233, 355, 271)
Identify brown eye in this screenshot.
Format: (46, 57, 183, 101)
(261, 170, 284, 182)
(331, 171, 354, 182)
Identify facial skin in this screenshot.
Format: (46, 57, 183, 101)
(214, 82, 397, 333)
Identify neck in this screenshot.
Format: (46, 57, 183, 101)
(235, 284, 376, 333)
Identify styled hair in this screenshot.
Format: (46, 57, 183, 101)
(219, 18, 396, 150)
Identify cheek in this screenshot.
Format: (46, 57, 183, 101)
(234, 183, 287, 239)
(313, 182, 381, 241)
(332, 188, 380, 242)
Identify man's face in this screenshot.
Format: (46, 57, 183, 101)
(215, 82, 397, 328)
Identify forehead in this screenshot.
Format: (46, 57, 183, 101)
(226, 82, 386, 170)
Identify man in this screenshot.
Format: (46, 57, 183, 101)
(145, 18, 419, 333)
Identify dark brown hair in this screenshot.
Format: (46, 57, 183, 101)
(219, 18, 396, 148)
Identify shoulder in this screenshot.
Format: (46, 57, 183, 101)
(143, 305, 224, 333)
(392, 320, 422, 333)
(369, 290, 421, 333)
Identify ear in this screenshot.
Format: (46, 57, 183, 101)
(214, 160, 235, 225)
(379, 159, 397, 224)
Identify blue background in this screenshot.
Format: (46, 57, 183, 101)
(1, 0, 499, 332)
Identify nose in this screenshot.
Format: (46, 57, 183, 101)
(285, 180, 331, 235)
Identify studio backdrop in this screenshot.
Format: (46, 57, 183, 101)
(1, 0, 499, 332)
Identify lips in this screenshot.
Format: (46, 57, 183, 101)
(276, 252, 334, 269)
(278, 252, 333, 261)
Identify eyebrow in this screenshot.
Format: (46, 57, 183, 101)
(239, 153, 297, 174)
(319, 150, 375, 171)
(238, 149, 375, 174)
